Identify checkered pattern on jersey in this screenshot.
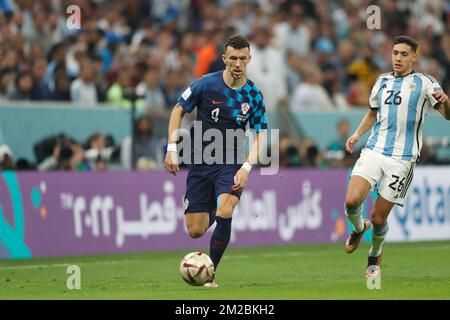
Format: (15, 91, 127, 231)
(214, 80, 268, 132)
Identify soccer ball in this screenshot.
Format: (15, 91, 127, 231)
(179, 252, 215, 286)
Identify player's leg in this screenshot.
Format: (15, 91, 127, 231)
(370, 195, 394, 256)
(209, 193, 239, 269)
(344, 149, 384, 253)
(204, 192, 239, 288)
(344, 175, 373, 253)
(185, 212, 210, 238)
(204, 165, 242, 287)
(365, 195, 394, 278)
(345, 175, 372, 232)
(184, 166, 216, 239)
(365, 160, 415, 277)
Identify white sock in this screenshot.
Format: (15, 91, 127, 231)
(369, 224, 389, 257)
(345, 205, 364, 233)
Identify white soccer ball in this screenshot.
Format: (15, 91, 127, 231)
(179, 252, 215, 286)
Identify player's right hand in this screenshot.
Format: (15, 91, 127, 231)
(164, 151, 179, 176)
(232, 168, 249, 192)
(346, 134, 359, 153)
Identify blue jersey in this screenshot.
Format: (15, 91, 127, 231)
(177, 70, 267, 165)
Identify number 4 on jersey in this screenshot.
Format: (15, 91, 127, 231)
(211, 108, 220, 122)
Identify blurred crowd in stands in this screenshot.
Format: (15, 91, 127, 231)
(1, 0, 449, 171)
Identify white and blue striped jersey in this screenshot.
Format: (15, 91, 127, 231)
(365, 72, 442, 162)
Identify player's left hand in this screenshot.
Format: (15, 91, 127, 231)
(232, 168, 249, 192)
(432, 91, 449, 104)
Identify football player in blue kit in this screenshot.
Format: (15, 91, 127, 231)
(164, 35, 268, 287)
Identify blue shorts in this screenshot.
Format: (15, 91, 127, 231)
(184, 164, 242, 214)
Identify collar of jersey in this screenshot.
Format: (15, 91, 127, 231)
(391, 70, 416, 78)
(222, 70, 248, 90)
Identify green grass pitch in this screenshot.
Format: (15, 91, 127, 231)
(1, 241, 449, 299)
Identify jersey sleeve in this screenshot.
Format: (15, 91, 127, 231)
(369, 76, 384, 109)
(424, 77, 443, 110)
(177, 79, 203, 113)
(249, 93, 268, 133)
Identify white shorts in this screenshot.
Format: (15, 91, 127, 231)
(352, 148, 415, 205)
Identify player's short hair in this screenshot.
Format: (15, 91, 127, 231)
(393, 35, 418, 53)
(225, 35, 250, 51)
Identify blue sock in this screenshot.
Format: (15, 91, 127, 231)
(210, 216, 232, 271)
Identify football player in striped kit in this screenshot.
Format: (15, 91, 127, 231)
(343, 35, 450, 278)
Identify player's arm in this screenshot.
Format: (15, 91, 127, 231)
(233, 93, 268, 192)
(346, 75, 383, 153)
(232, 130, 266, 192)
(246, 131, 265, 165)
(164, 80, 201, 175)
(346, 108, 377, 153)
(432, 91, 450, 120)
(164, 103, 186, 176)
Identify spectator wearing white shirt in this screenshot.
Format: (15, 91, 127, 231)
(135, 68, 168, 137)
(70, 60, 98, 105)
(418, 4, 445, 36)
(290, 65, 334, 112)
(135, 69, 166, 115)
(272, 5, 311, 57)
(246, 25, 288, 112)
